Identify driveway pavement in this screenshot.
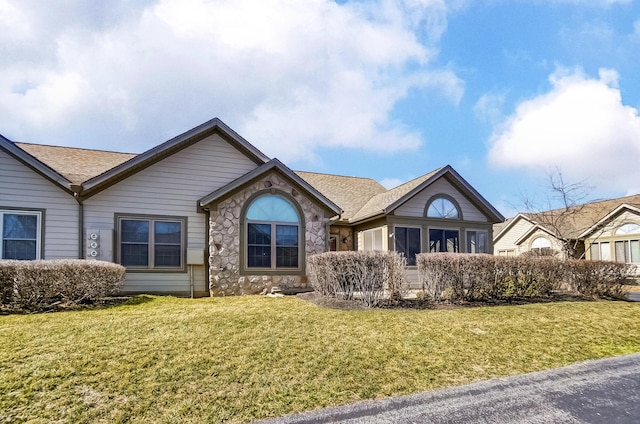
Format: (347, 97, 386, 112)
(254, 353, 640, 423)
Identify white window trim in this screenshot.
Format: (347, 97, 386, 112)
(360, 227, 386, 251)
(0, 209, 42, 260)
(530, 236, 552, 250)
(615, 222, 640, 236)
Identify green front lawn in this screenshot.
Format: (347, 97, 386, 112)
(1, 295, 639, 423)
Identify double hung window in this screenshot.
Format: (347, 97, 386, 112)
(362, 228, 384, 251)
(0, 210, 41, 260)
(589, 242, 611, 261)
(118, 216, 184, 270)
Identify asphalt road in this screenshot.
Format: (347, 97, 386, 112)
(254, 353, 640, 424)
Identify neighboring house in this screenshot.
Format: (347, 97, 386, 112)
(1, 118, 504, 296)
(493, 195, 640, 272)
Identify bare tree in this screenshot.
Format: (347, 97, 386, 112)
(520, 168, 606, 259)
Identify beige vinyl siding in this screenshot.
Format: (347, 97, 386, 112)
(394, 178, 488, 222)
(83, 133, 259, 295)
(592, 211, 640, 239)
(493, 218, 534, 255)
(585, 211, 640, 275)
(0, 149, 79, 259)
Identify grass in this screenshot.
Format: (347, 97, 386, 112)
(1, 296, 640, 423)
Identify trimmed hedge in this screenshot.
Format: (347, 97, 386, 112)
(307, 251, 406, 307)
(416, 253, 634, 301)
(0, 259, 125, 312)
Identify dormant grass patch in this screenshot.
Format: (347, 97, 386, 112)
(1, 295, 639, 423)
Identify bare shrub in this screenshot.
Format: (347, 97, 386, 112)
(0, 259, 125, 312)
(417, 253, 498, 301)
(418, 254, 567, 301)
(566, 260, 634, 299)
(307, 251, 407, 307)
(418, 253, 633, 302)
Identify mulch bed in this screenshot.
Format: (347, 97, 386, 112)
(296, 291, 592, 311)
(1, 296, 133, 314)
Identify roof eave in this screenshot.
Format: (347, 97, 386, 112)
(383, 169, 443, 213)
(199, 159, 342, 217)
(492, 214, 533, 243)
(0, 134, 74, 194)
(80, 118, 270, 198)
(514, 224, 563, 246)
(442, 165, 505, 223)
(348, 210, 386, 225)
(578, 204, 640, 238)
(384, 165, 505, 224)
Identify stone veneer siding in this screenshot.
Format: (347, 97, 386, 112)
(208, 172, 329, 296)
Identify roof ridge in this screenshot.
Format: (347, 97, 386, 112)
(526, 193, 640, 216)
(295, 170, 382, 182)
(383, 167, 443, 192)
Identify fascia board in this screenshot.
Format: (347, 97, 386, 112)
(199, 159, 342, 216)
(578, 204, 640, 238)
(0, 134, 73, 194)
(80, 118, 270, 197)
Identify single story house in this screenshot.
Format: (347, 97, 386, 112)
(1, 118, 504, 296)
(493, 195, 640, 271)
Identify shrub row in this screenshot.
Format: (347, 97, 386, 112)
(307, 251, 406, 307)
(416, 253, 634, 301)
(0, 259, 125, 312)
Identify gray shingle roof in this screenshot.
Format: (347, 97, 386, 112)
(10, 135, 501, 226)
(15, 142, 136, 185)
(295, 171, 387, 221)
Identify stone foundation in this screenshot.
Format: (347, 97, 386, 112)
(208, 171, 328, 296)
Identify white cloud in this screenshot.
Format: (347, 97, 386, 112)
(0, 0, 460, 161)
(379, 177, 407, 189)
(488, 67, 640, 194)
(474, 92, 506, 125)
(545, 0, 631, 5)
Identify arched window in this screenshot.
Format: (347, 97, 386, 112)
(531, 237, 551, 249)
(530, 236, 554, 256)
(426, 196, 460, 219)
(615, 223, 640, 235)
(245, 194, 300, 269)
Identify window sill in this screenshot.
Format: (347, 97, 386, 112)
(240, 268, 304, 276)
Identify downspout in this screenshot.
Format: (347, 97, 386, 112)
(204, 209, 211, 297)
(326, 215, 341, 250)
(71, 185, 84, 259)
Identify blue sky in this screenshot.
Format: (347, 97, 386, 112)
(2, 0, 640, 217)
